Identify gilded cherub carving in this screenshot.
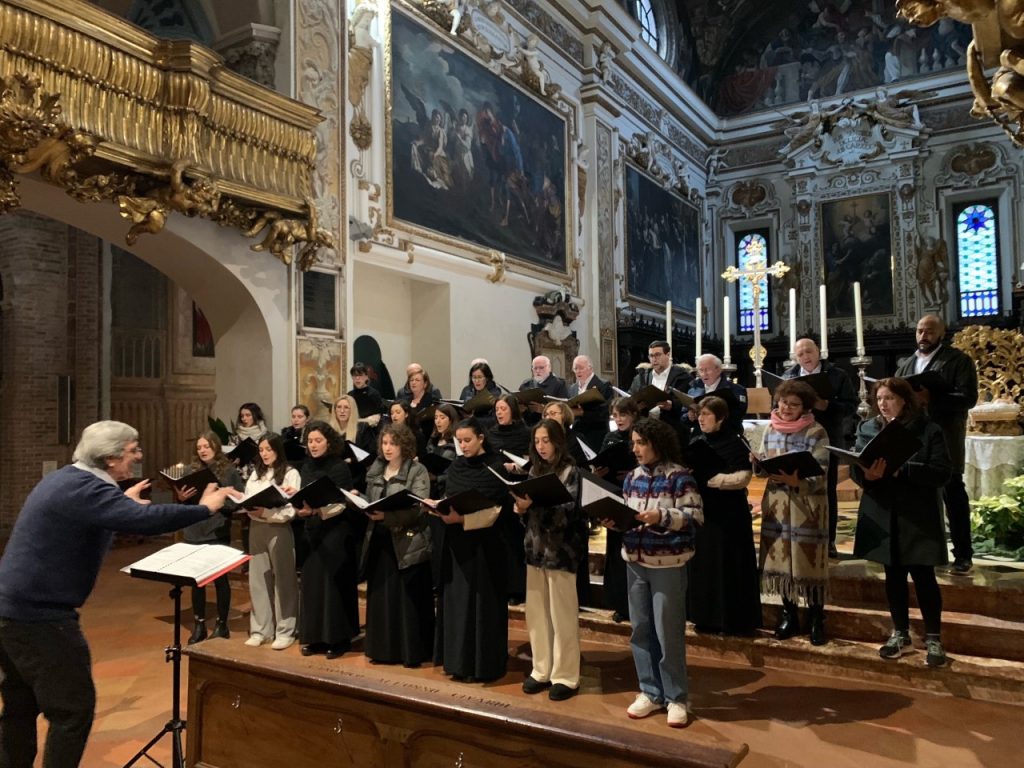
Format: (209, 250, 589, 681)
(116, 160, 220, 245)
(245, 199, 337, 270)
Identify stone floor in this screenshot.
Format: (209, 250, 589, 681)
(42, 542, 1023, 767)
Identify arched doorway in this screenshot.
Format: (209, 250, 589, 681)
(0, 176, 293, 531)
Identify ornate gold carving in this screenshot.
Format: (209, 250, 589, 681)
(480, 248, 507, 283)
(897, 0, 1024, 146)
(244, 199, 337, 270)
(0, 1, 329, 268)
(952, 325, 1024, 410)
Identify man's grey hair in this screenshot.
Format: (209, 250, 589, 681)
(73, 421, 138, 469)
(696, 354, 723, 370)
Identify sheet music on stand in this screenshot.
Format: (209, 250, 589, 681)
(122, 542, 250, 587)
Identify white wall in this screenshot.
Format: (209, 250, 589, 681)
(349, 248, 564, 400)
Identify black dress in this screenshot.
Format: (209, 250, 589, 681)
(361, 459, 434, 666)
(597, 429, 634, 618)
(298, 454, 364, 651)
(486, 421, 531, 602)
(685, 428, 763, 635)
(433, 451, 510, 681)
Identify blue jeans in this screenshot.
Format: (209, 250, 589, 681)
(626, 562, 689, 704)
(0, 617, 95, 768)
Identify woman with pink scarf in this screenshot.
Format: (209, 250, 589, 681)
(754, 379, 830, 646)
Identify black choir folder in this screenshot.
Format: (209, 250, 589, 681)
(827, 420, 923, 476)
(762, 370, 834, 400)
(158, 465, 219, 501)
(237, 476, 347, 510)
(756, 451, 825, 479)
(487, 467, 574, 506)
(422, 488, 502, 517)
(123, 543, 250, 587)
(418, 451, 453, 476)
(224, 437, 259, 466)
(577, 438, 637, 475)
(546, 388, 606, 408)
(340, 487, 421, 513)
(630, 384, 694, 410)
(579, 470, 639, 530)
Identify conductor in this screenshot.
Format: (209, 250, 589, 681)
(0, 421, 237, 768)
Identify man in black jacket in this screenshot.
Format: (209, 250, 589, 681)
(519, 355, 569, 425)
(628, 340, 692, 433)
(568, 355, 613, 450)
(687, 354, 748, 435)
(895, 315, 978, 574)
(784, 337, 859, 556)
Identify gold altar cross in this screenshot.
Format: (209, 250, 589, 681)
(721, 259, 790, 388)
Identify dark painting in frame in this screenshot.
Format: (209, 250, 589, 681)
(624, 163, 701, 311)
(820, 192, 894, 317)
(388, 7, 569, 274)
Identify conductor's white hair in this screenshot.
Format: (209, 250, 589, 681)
(73, 421, 138, 468)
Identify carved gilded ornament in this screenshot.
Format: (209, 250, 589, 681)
(897, 0, 1024, 147)
(623, 132, 702, 205)
(952, 324, 1024, 410)
(0, 1, 331, 269)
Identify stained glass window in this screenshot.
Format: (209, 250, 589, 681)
(632, 1, 660, 52)
(955, 202, 999, 318)
(736, 231, 771, 333)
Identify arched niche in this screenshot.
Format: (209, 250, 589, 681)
(15, 175, 294, 426)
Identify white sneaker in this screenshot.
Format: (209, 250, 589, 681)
(626, 692, 664, 719)
(667, 701, 689, 728)
(271, 636, 295, 651)
(244, 634, 266, 647)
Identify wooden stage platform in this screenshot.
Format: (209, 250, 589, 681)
(185, 638, 748, 768)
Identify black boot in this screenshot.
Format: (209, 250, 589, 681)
(809, 605, 827, 646)
(188, 618, 208, 645)
(210, 618, 230, 639)
(775, 599, 800, 640)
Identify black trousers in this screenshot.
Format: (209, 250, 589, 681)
(943, 475, 973, 562)
(191, 574, 231, 623)
(884, 564, 942, 636)
(0, 617, 95, 768)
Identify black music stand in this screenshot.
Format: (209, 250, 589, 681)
(122, 547, 249, 768)
(123, 581, 188, 768)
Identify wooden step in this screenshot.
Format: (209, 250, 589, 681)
(509, 606, 1024, 708)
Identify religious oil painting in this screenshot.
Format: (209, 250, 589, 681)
(624, 164, 701, 311)
(820, 192, 894, 317)
(388, 8, 569, 274)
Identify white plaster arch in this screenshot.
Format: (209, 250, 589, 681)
(16, 175, 294, 427)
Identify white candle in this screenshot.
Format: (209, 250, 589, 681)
(723, 295, 731, 361)
(695, 297, 702, 361)
(819, 284, 828, 359)
(665, 300, 672, 338)
(853, 281, 865, 355)
(788, 288, 797, 356)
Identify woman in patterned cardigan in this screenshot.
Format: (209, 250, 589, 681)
(613, 418, 703, 728)
(755, 379, 830, 646)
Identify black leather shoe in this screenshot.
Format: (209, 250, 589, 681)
(301, 643, 328, 656)
(774, 604, 800, 640)
(188, 619, 207, 645)
(522, 675, 551, 694)
(611, 611, 628, 623)
(325, 643, 350, 659)
(548, 683, 579, 702)
(210, 619, 230, 640)
(950, 559, 973, 575)
(809, 607, 827, 646)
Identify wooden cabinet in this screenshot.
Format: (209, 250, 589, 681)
(186, 644, 746, 768)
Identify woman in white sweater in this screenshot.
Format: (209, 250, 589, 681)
(244, 433, 302, 650)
